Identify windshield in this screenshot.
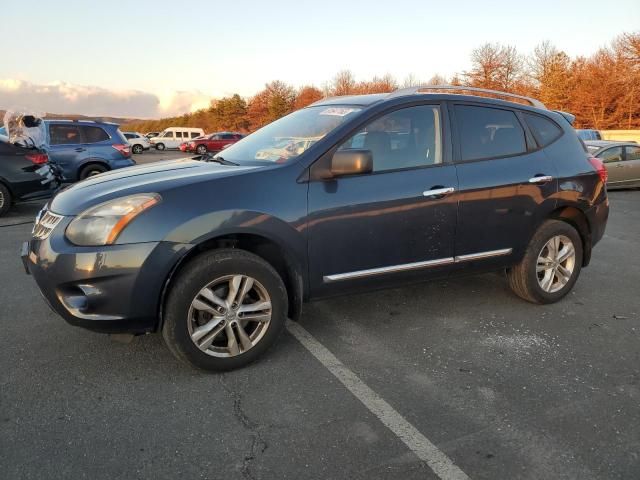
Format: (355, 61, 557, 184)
(217, 105, 362, 164)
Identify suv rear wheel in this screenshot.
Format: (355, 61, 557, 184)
(507, 220, 583, 304)
(162, 249, 288, 371)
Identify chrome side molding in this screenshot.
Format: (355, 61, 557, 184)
(324, 257, 455, 283)
(323, 248, 513, 283)
(454, 248, 512, 262)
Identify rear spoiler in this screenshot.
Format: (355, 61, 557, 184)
(553, 110, 575, 125)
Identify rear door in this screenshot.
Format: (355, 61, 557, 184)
(597, 146, 625, 185)
(48, 123, 91, 180)
(623, 145, 640, 186)
(221, 133, 236, 149)
(451, 103, 558, 265)
(81, 125, 112, 161)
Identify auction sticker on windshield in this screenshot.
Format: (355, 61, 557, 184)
(319, 107, 360, 116)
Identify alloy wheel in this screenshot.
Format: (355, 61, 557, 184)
(187, 275, 272, 357)
(536, 235, 576, 293)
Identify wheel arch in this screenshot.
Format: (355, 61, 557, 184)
(549, 205, 592, 266)
(77, 160, 110, 180)
(157, 232, 305, 331)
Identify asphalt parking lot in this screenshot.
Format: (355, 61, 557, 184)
(1, 181, 638, 479)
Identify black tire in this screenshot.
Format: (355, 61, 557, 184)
(162, 248, 288, 371)
(0, 183, 11, 217)
(196, 144, 207, 155)
(79, 163, 108, 180)
(132, 144, 143, 154)
(156, 143, 165, 151)
(507, 219, 583, 304)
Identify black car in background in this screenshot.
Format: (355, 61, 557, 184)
(24, 86, 609, 371)
(0, 140, 52, 216)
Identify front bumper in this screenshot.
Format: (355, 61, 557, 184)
(23, 219, 193, 334)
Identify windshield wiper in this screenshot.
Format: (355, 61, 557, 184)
(202, 153, 238, 166)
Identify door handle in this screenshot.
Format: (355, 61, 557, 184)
(423, 187, 455, 197)
(528, 175, 553, 184)
(75, 147, 86, 152)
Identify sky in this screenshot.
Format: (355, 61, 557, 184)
(1, 0, 639, 118)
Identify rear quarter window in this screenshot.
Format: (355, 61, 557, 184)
(454, 105, 527, 161)
(524, 113, 562, 148)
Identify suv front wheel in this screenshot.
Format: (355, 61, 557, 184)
(162, 249, 288, 371)
(507, 220, 583, 304)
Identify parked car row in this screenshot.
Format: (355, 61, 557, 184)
(148, 127, 204, 150)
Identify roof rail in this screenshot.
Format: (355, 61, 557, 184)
(388, 85, 546, 109)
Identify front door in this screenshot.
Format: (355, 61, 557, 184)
(307, 104, 458, 297)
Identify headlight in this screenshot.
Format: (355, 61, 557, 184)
(65, 193, 161, 246)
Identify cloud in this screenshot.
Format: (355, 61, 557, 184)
(0, 79, 214, 119)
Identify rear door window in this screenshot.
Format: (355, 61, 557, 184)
(176, 132, 183, 138)
(524, 113, 562, 147)
(454, 105, 527, 161)
(49, 124, 82, 145)
(222, 134, 235, 140)
(81, 126, 110, 143)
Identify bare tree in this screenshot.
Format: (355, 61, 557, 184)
(427, 74, 448, 85)
(331, 70, 357, 96)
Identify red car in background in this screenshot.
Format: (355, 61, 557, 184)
(187, 132, 244, 154)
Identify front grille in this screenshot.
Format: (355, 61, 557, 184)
(32, 210, 64, 240)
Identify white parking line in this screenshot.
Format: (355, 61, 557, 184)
(286, 321, 470, 480)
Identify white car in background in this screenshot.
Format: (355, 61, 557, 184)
(123, 132, 151, 154)
(149, 127, 205, 150)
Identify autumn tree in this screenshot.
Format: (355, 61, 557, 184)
(294, 86, 323, 109)
(247, 81, 296, 130)
(331, 70, 357, 96)
(210, 94, 248, 131)
(465, 43, 525, 92)
(529, 41, 573, 110)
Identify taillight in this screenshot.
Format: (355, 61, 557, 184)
(25, 153, 48, 165)
(112, 144, 131, 158)
(588, 156, 608, 183)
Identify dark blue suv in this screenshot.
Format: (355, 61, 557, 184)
(46, 120, 135, 180)
(24, 86, 609, 371)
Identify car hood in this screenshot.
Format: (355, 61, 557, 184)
(49, 158, 260, 215)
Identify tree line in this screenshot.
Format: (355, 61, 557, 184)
(123, 31, 639, 133)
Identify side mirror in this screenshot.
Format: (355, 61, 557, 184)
(330, 149, 373, 177)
